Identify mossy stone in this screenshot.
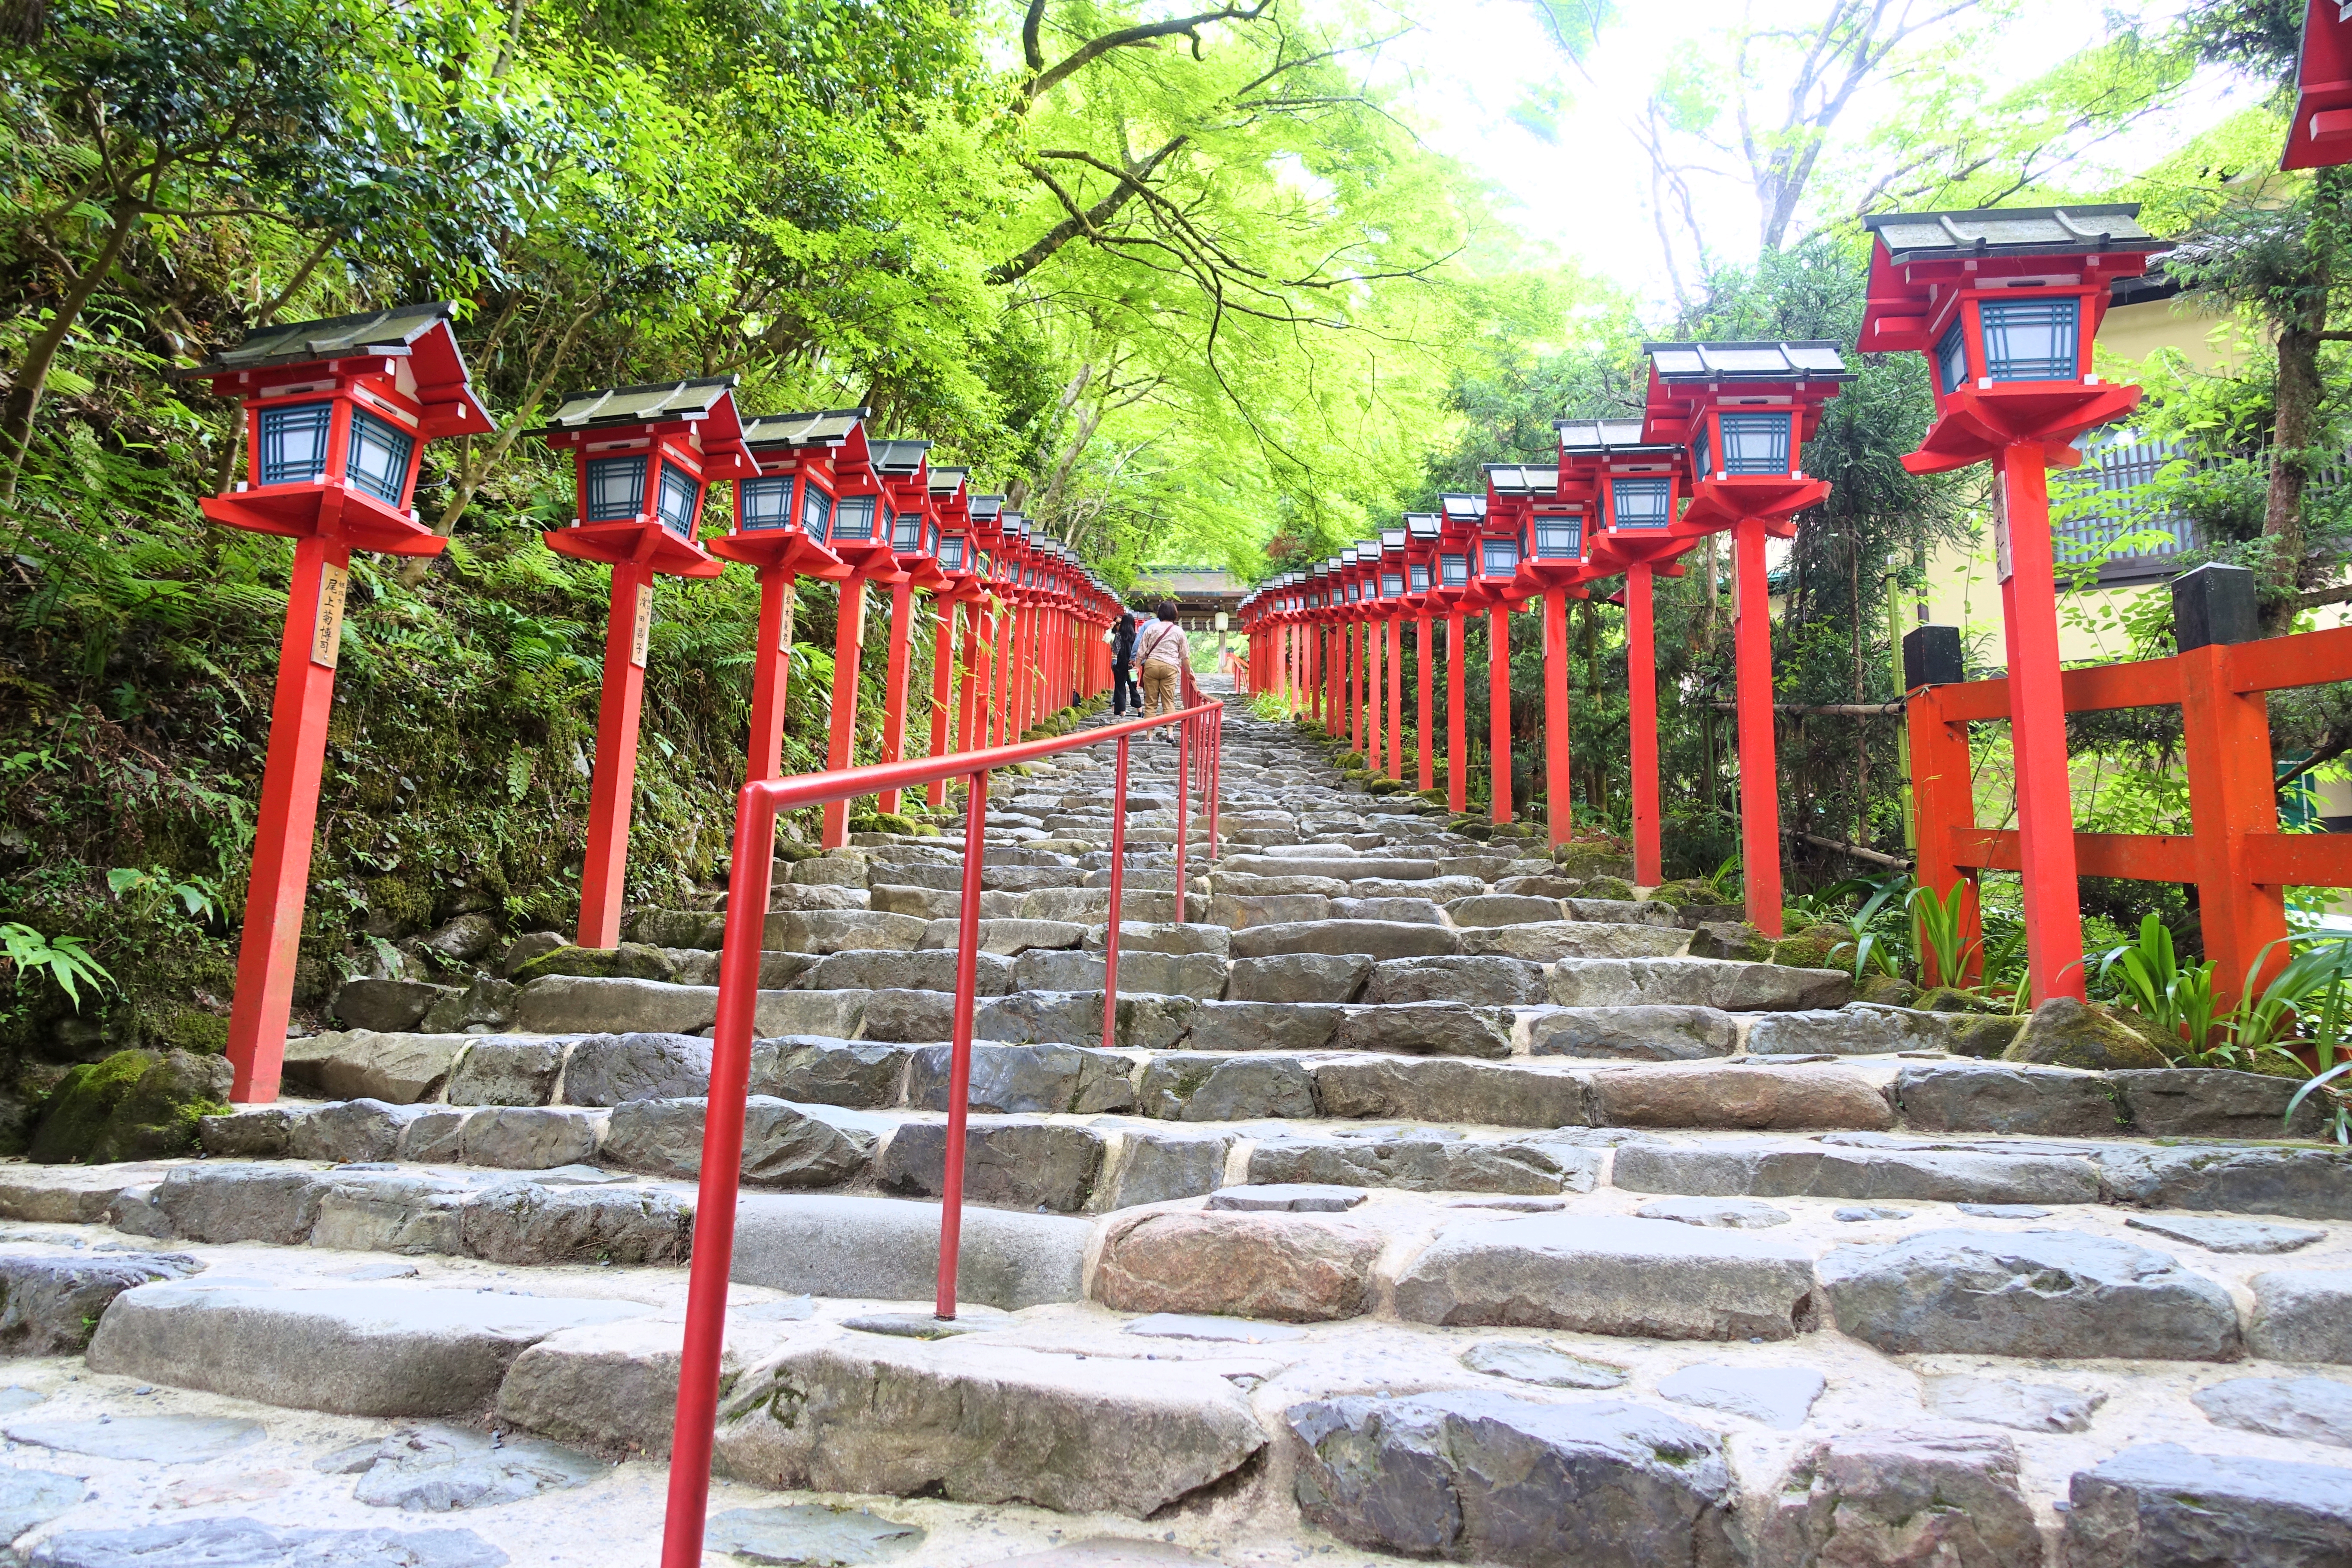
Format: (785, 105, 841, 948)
(1553, 840, 1637, 880)
(774, 841, 819, 864)
(153, 1007, 230, 1055)
(1581, 876, 1635, 902)
(1917, 985, 1986, 1014)
(1452, 819, 1495, 842)
(29, 1048, 230, 1164)
(1954, 1014, 2028, 1058)
(2003, 997, 2173, 1071)
(1367, 778, 1406, 795)
(1858, 974, 1922, 1007)
(1689, 921, 1773, 962)
(508, 942, 674, 986)
(851, 811, 917, 837)
(1770, 934, 1840, 971)
(1416, 789, 1449, 805)
(1649, 879, 1718, 909)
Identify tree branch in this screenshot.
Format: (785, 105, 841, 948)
(1020, 3, 1274, 105)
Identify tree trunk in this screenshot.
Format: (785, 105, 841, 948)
(0, 201, 142, 498)
(2261, 164, 2350, 635)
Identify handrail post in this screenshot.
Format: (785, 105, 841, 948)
(1174, 712, 1191, 884)
(935, 767, 989, 1320)
(1206, 705, 1220, 865)
(659, 786, 778, 1568)
(1906, 680, 1982, 987)
(1102, 734, 1129, 1050)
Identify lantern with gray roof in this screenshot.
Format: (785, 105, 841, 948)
(180, 302, 495, 1103)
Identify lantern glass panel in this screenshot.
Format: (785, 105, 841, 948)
(656, 465, 701, 536)
(1440, 552, 1468, 587)
(258, 401, 334, 486)
(1692, 420, 1712, 479)
(1610, 476, 1671, 529)
(344, 408, 414, 505)
(801, 484, 834, 540)
(584, 455, 647, 522)
(740, 475, 793, 530)
(1482, 538, 1519, 576)
(1383, 572, 1404, 597)
(977, 548, 993, 578)
(833, 495, 878, 541)
(1935, 317, 1970, 395)
(1718, 412, 1791, 475)
(1409, 562, 1431, 591)
(892, 507, 923, 551)
(938, 535, 965, 570)
(925, 520, 939, 554)
(1979, 297, 2080, 382)
(1533, 514, 1581, 559)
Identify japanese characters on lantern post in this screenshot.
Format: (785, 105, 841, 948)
(870, 440, 946, 817)
(538, 378, 760, 947)
(1859, 205, 2162, 1000)
(185, 304, 493, 1102)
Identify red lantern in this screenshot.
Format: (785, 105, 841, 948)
(182, 303, 493, 1102)
(537, 377, 758, 946)
(2286, 0, 2352, 169)
(1860, 205, 2165, 1002)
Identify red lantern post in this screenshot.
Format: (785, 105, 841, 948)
(2288, 0, 2352, 168)
(1630, 344, 1851, 934)
(922, 471, 978, 807)
(1860, 205, 2162, 1000)
(1488, 462, 1597, 847)
(706, 410, 860, 792)
(1402, 515, 1441, 793)
(539, 379, 759, 946)
(869, 440, 948, 816)
(184, 304, 493, 1101)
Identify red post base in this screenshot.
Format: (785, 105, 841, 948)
(579, 556, 655, 948)
(1416, 615, 1434, 793)
(1488, 603, 1512, 824)
(1542, 588, 1571, 847)
(1996, 444, 2087, 1002)
(224, 531, 352, 1102)
(1446, 613, 1467, 815)
(1733, 521, 1783, 936)
(1627, 564, 1661, 883)
(820, 577, 869, 848)
(876, 579, 915, 815)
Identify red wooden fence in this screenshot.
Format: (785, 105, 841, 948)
(1909, 622, 2352, 1005)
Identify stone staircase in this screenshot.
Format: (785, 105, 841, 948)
(4, 680, 2352, 1565)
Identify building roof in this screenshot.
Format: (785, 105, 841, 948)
(1641, 340, 1851, 380)
(869, 438, 933, 475)
(1439, 493, 1488, 524)
(928, 466, 969, 495)
(969, 494, 1003, 523)
(187, 303, 464, 374)
(539, 377, 740, 433)
(1860, 205, 2157, 264)
(1137, 565, 1245, 600)
(1557, 418, 1675, 456)
(740, 407, 867, 449)
(1485, 462, 1560, 495)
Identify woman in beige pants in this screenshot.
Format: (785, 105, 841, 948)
(1135, 603, 1190, 737)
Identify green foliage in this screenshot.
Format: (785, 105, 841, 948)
(2096, 913, 2220, 1059)
(0, 924, 112, 1011)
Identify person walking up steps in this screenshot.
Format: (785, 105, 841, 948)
(1136, 602, 1189, 738)
(1109, 607, 1140, 715)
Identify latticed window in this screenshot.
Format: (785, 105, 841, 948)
(258, 401, 334, 486)
(584, 456, 647, 522)
(939, 535, 965, 570)
(1935, 318, 1971, 395)
(344, 409, 414, 505)
(740, 476, 793, 530)
(1409, 563, 1431, 591)
(1719, 412, 1791, 476)
(892, 507, 922, 550)
(1440, 552, 1468, 586)
(833, 496, 878, 540)
(801, 485, 834, 540)
(1980, 298, 2079, 382)
(1382, 572, 1404, 596)
(1610, 477, 1671, 528)
(656, 466, 700, 535)
(1482, 538, 1518, 576)
(1533, 514, 1581, 558)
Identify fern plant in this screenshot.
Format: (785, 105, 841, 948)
(0, 924, 114, 1011)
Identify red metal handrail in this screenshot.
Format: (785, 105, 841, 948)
(659, 694, 1224, 1568)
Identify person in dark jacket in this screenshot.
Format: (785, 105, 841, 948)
(1110, 609, 1140, 714)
